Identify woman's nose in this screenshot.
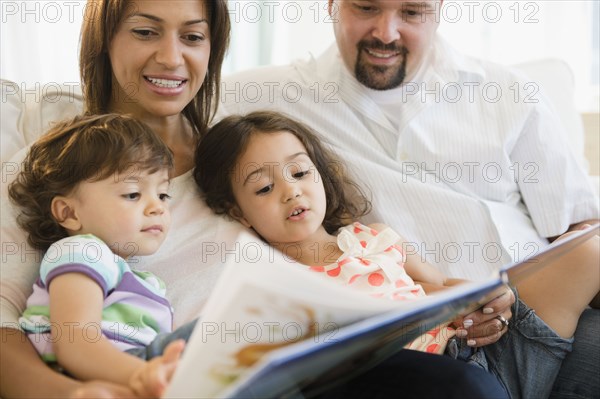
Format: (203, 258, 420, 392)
(155, 35, 184, 69)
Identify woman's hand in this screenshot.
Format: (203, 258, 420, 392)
(453, 286, 515, 347)
(129, 339, 185, 398)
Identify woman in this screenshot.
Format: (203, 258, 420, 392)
(1, 1, 238, 396)
(0, 1, 510, 397)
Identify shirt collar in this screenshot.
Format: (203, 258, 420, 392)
(431, 34, 487, 84)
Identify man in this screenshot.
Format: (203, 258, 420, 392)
(220, 0, 600, 397)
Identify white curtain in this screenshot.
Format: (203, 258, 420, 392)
(0, 1, 85, 86)
(257, 0, 599, 112)
(1, 0, 598, 111)
(437, 0, 599, 111)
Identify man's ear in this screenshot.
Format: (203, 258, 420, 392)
(51, 196, 82, 232)
(328, 0, 335, 17)
(228, 205, 251, 229)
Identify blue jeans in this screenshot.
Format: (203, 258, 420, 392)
(126, 319, 198, 360)
(446, 294, 573, 399)
(550, 308, 600, 399)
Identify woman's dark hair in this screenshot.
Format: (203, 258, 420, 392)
(79, 0, 230, 137)
(194, 111, 371, 234)
(8, 113, 173, 251)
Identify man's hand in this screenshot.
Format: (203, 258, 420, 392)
(453, 287, 515, 347)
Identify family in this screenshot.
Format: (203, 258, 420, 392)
(1, 1, 598, 398)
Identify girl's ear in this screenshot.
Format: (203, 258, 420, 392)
(228, 205, 252, 228)
(51, 196, 82, 232)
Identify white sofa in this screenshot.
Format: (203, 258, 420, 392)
(2, 59, 599, 189)
(1, 80, 84, 164)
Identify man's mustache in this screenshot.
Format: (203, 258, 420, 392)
(357, 39, 409, 55)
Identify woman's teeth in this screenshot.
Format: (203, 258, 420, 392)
(146, 77, 184, 88)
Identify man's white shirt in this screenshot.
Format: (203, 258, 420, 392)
(220, 35, 599, 280)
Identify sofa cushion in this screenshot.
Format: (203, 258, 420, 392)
(1, 79, 83, 164)
(1, 80, 27, 165)
(512, 58, 586, 171)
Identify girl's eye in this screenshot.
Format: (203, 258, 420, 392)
(256, 184, 273, 195)
(123, 193, 140, 200)
(293, 170, 311, 179)
(159, 193, 172, 201)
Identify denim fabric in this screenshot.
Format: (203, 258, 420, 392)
(550, 308, 600, 399)
(446, 291, 573, 399)
(126, 319, 198, 360)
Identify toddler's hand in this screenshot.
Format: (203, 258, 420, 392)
(129, 339, 185, 398)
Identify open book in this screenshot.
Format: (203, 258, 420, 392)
(164, 224, 599, 399)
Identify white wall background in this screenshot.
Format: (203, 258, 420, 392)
(1, 0, 598, 111)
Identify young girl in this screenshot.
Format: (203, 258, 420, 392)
(195, 111, 600, 399)
(9, 114, 191, 397)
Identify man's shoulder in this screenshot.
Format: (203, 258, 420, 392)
(220, 49, 338, 112)
(224, 63, 297, 85)
(223, 46, 337, 86)
(434, 37, 529, 85)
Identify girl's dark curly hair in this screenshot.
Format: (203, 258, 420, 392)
(194, 111, 371, 234)
(8, 113, 173, 251)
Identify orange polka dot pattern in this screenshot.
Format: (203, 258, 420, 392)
(308, 222, 455, 355)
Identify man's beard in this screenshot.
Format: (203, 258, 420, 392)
(354, 39, 409, 90)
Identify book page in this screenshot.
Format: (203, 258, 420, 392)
(164, 231, 405, 398)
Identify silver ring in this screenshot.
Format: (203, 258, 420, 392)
(495, 315, 509, 329)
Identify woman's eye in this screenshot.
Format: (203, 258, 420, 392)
(256, 184, 273, 195)
(159, 193, 172, 201)
(183, 34, 205, 43)
(403, 9, 421, 17)
(123, 193, 140, 200)
(132, 29, 156, 38)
